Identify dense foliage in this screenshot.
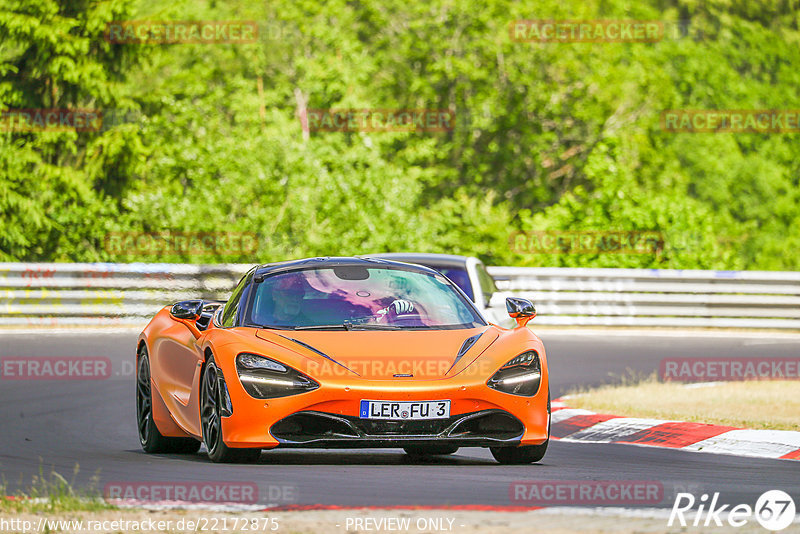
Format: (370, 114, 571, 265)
(1, 0, 798, 269)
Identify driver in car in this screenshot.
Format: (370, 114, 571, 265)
(273, 275, 416, 326)
(272, 276, 313, 325)
(375, 298, 416, 322)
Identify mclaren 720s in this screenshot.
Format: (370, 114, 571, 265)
(136, 256, 550, 463)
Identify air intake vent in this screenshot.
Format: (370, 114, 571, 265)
(446, 332, 483, 375)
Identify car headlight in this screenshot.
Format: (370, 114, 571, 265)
(487, 350, 541, 397)
(235, 353, 319, 399)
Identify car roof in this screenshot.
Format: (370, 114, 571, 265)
(253, 256, 443, 280)
(360, 252, 472, 269)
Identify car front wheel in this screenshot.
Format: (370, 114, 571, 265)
(490, 440, 548, 464)
(201, 355, 261, 463)
(491, 389, 550, 464)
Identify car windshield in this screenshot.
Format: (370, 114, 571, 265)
(245, 265, 485, 330)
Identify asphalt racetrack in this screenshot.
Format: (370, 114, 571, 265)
(1, 329, 799, 509)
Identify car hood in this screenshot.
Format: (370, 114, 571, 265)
(254, 327, 499, 380)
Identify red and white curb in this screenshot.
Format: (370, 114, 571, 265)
(550, 400, 800, 460)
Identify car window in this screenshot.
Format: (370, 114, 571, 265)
(247, 266, 484, 329)
(220, 272, 251, 327)
(476, 263, 497, 306)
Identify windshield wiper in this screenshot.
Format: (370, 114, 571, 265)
(293, 322, 402, 331)
(293, 324, 351, 331)
(245, 323, 294, 330)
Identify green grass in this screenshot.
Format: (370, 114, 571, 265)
(1, 464, 116, 513)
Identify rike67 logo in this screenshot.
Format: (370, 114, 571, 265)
(669, 490, 796, 531)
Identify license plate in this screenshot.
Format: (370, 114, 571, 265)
(359, 400, 450, 420)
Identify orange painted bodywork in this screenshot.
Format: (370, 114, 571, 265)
(139, 306, 549, 449)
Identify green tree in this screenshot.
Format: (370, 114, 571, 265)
(0, 0, 146, 260)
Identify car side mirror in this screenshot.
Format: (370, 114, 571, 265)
(506, 297, 536, 328)
(171, 300, 204, 320)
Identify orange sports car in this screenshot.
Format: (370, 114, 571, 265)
(136, 257, 550, 463)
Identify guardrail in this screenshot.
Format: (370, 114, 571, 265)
(1, 263, 798, 329)
(488, 267, 800, 329)
(0, 263, 248, 326)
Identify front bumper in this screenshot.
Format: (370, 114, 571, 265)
(218, 372, 549, 449)
(269, 409, 525, 448)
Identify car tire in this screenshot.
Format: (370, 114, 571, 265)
(490, 388, 550, 464)
(490, 440, 548, 464)
(201, 355, 261, 463)
(136, 345, 201, 454)
(403, 445, 459, 457)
